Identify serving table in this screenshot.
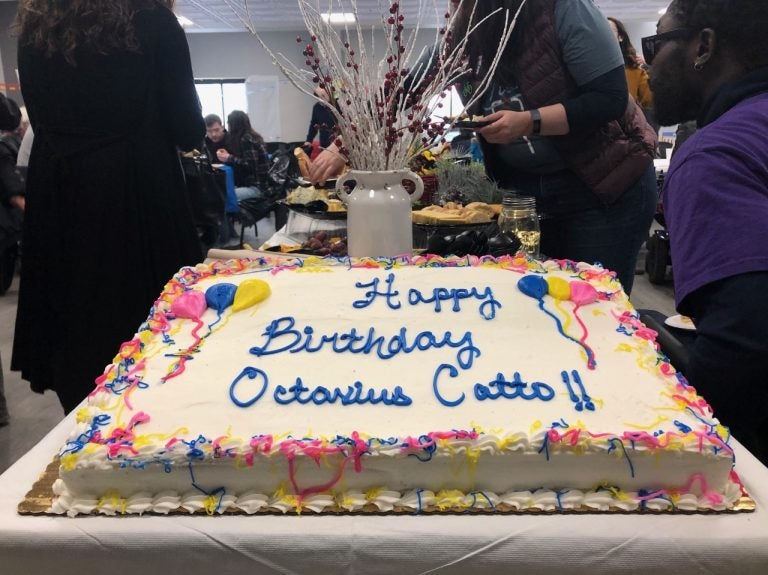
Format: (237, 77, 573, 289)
(1, 410, 767, 575)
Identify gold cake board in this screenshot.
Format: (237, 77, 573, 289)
(18, 457, 756, 516)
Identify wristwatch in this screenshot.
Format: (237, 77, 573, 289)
(530, 108, 542, 135)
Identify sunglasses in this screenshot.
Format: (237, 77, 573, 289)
(641, 28, 693, 65)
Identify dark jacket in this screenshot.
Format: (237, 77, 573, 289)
(0, 133, 24, 204)
(12, 5, 204, 410)
(484, 0, 656, 205)
(227, 132, 270, 190)
(204, 132, 228, 162)
(305, 102, 337, 149)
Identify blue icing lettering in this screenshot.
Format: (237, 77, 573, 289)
(229, 367, 269, 407)
(432, 363, 466, 407)
(408, 285, 501, 320)
(274, 377, 412, 406)
(353, 273, 401, 310)
(474, 372, 555, 402)
(561, 370, 595, 412)
(249, 316, 480, 369)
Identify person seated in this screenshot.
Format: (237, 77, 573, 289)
(216, 110, 269, 202)
(204, 113, 228, 162)
(647, 0, 768, 464)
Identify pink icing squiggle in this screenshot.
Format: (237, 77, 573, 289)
(564, 301, 597, 370)
(287, 456, 348, 499)
(670, 393, 712, 419)
(548, 427, 582, 447)
(584, 429, 734, 455)
(162, 317, 205, 383)
(99, 412, 150, 458)
(636, 473, 724, 507)
(122, 358, 147, 411)
(278, 435, 370, 499)
(400, 429, 479, 452)
(244, 435, 275, 466)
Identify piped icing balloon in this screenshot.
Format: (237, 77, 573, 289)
(518, 275, 548, 300)
(205, 282, 238, 331)
(518, 275, 597, 370)
(233, 279, 272, 312)
(570, 280, 598, 306)
(205, 283, 237, 312)
(546, 276, 571, 301)
(171, 290, 207, 320)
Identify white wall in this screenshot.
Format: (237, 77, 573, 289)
(624, 21, 658, 61)
(186, 28, 439, 143)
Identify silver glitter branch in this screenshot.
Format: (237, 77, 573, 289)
(225, 0, 524, 171)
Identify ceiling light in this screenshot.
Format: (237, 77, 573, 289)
(321, 12, 357, 24)
(658, 8, 667, 15)
(177, 15, 194, 28)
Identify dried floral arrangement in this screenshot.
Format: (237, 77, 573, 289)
(226, 0, 524, 172)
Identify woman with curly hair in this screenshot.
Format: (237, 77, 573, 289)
(11, 0, 205, 412)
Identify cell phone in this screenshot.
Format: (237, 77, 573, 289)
(453, 120, 493, 129)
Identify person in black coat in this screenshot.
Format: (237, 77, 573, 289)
(12, 0, 205, 412)
(303, 87, 337, 154)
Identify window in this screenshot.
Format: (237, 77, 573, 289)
(195, 79, 247, 123)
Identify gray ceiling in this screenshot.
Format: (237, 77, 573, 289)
(177, 0, 669, 33)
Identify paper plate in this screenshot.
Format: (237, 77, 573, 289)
(664, 314, 696, 331)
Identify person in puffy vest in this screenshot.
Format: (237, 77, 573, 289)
(453, 0, 658, 294)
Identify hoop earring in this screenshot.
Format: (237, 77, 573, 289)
(693, 61, 704, 71)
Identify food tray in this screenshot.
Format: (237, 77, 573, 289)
(285, 203, 347, 221)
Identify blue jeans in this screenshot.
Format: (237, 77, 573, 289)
(510, 165, 657, 295)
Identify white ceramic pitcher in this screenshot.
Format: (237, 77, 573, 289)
(336, 169, 424, 257)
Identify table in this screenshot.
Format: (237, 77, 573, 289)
(1, 411, 767, 575)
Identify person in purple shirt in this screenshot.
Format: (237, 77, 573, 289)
(647, 0, 768, 464)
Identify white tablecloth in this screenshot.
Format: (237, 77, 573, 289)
(1, 411, 768, 575)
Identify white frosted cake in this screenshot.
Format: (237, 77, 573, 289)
(50, 255, 744, 516)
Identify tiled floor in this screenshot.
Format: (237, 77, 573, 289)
(0, 219, 675, 476)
